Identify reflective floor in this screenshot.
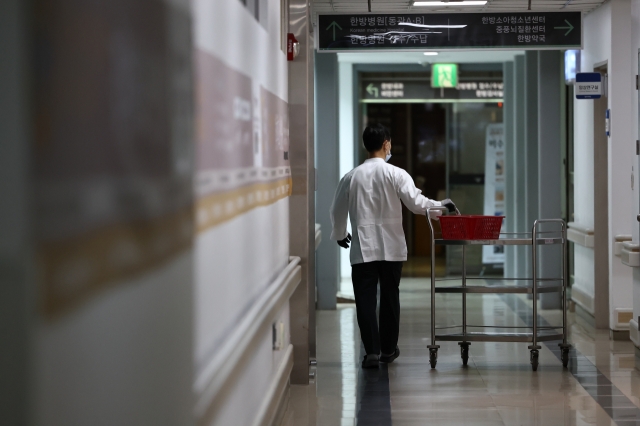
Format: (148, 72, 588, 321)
(289, 278, 640, 426)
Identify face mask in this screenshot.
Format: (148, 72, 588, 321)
(385, 152, 392, 162)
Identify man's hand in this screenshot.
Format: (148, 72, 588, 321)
(337, 233, 352, 249)
(440, 199, 457, 213)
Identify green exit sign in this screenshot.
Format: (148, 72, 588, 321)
(431, 63, 458, 88)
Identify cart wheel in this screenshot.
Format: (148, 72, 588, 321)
(561, 348, 570, 368)
(460, 343, 470, 366)
(429, 348, 438, 369)
(530, 349, 539, 371)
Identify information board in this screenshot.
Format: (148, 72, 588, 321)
(361, 80, 503, 101)
(318, 12, 582, 51)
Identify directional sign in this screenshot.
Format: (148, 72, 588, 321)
(366, 83, 379, 97)
(575, 72, 602, 99)
(318, 12, 582, 51)
(326, 21, 342, 42)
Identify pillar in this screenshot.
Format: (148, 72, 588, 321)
(314, 51, 339, 310)
(538, 50, 563, 309)
(288, 0, 315, 383)
(504, 61, 515, 278)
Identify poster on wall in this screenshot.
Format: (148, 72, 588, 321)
(482, 123, 506, 265)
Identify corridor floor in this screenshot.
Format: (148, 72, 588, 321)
(289, 278, 640, 426)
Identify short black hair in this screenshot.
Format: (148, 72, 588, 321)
(362, 124, 391, 152)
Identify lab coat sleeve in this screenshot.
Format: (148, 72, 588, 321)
(395, 169, 443, 219)
(330, 174, 350, 240)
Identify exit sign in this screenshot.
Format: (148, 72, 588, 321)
(432, 64, 458, 88)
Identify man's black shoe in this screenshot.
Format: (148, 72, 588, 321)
(380, 346, 400, 363)
(362, 354, 379, 368)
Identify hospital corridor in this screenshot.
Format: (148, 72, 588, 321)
(5, 0, 640, 425)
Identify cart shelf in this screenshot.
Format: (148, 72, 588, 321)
(435, 282, 562, 294)
(435, 237, 564, 246)
(434, 331, 564, 343)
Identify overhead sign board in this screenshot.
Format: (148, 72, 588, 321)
(318, 12, 582, 51)
(575, 72, 602, 99)
(431, 64, 458, 88)
(361, 80, 503, 101)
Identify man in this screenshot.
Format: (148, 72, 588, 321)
(330, 123, 456, 369)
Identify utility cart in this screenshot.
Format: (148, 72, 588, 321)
(425, 207, 571, 371)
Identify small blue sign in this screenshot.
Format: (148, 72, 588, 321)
(575, 72, 602, 99)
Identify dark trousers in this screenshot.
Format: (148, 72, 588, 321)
(351, 261, 403, 356)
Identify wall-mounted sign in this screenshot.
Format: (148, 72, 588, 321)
(318, 12, 582, 51)
(362, 80, 503, 101)
(575, 72, 602, 99)
(432, 64, 458, 88)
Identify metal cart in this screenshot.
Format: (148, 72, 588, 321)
(425, 207, 571, 371)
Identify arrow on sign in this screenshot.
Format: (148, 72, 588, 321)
(554, 19, 574, 36)
(366, 83, 379, 98)
(326, 21, 342, 41)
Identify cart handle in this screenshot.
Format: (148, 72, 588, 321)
(425, 206, 460, 239)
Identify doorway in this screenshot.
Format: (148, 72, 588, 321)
(358, 67, 504, 277)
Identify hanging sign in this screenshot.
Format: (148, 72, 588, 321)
(575, 72, 602, 99)
(318, 12, 582, 51)
(431, 64, 458, 88)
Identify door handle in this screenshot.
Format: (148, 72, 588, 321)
(637, 214, 640, 222)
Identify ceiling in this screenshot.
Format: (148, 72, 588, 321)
(311, 0, 608, 14)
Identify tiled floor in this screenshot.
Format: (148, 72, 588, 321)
(289, 278, 640, 425)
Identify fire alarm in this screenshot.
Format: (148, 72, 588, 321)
(287, 33, 300, 61)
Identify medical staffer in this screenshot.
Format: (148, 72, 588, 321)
(330, 123, 456, 369)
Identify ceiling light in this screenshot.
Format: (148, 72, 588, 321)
(423, 52, 439, 56)
(414, 1, 487, 6)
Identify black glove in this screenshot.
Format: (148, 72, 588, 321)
(440, 199, 457, 213)
(337, 233, 352, 249)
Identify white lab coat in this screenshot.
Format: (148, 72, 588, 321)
(330, 158, 442, 265)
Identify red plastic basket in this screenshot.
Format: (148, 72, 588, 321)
(439, 215, 505, 240)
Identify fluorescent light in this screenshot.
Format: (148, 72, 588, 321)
(423, 52, 439, 56)
(414, 1, 487, 6)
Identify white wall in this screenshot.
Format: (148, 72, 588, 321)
(8, 0, 295, 423)
(193, 0, 293, 423)
(574, 1, 634, 331)
(28, 0, 196, 423)
(572, 3, 608, 314)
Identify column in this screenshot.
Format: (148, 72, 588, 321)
(504, 61, 515, 278)
(314, 51, 339, 310)
(514, 55, 527, 278)
(524, 51, 539, 282)
(288, 0, 315, 383)
(537, 50, 563, 309)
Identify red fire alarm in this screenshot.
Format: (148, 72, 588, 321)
(287, 33, 300, 61)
